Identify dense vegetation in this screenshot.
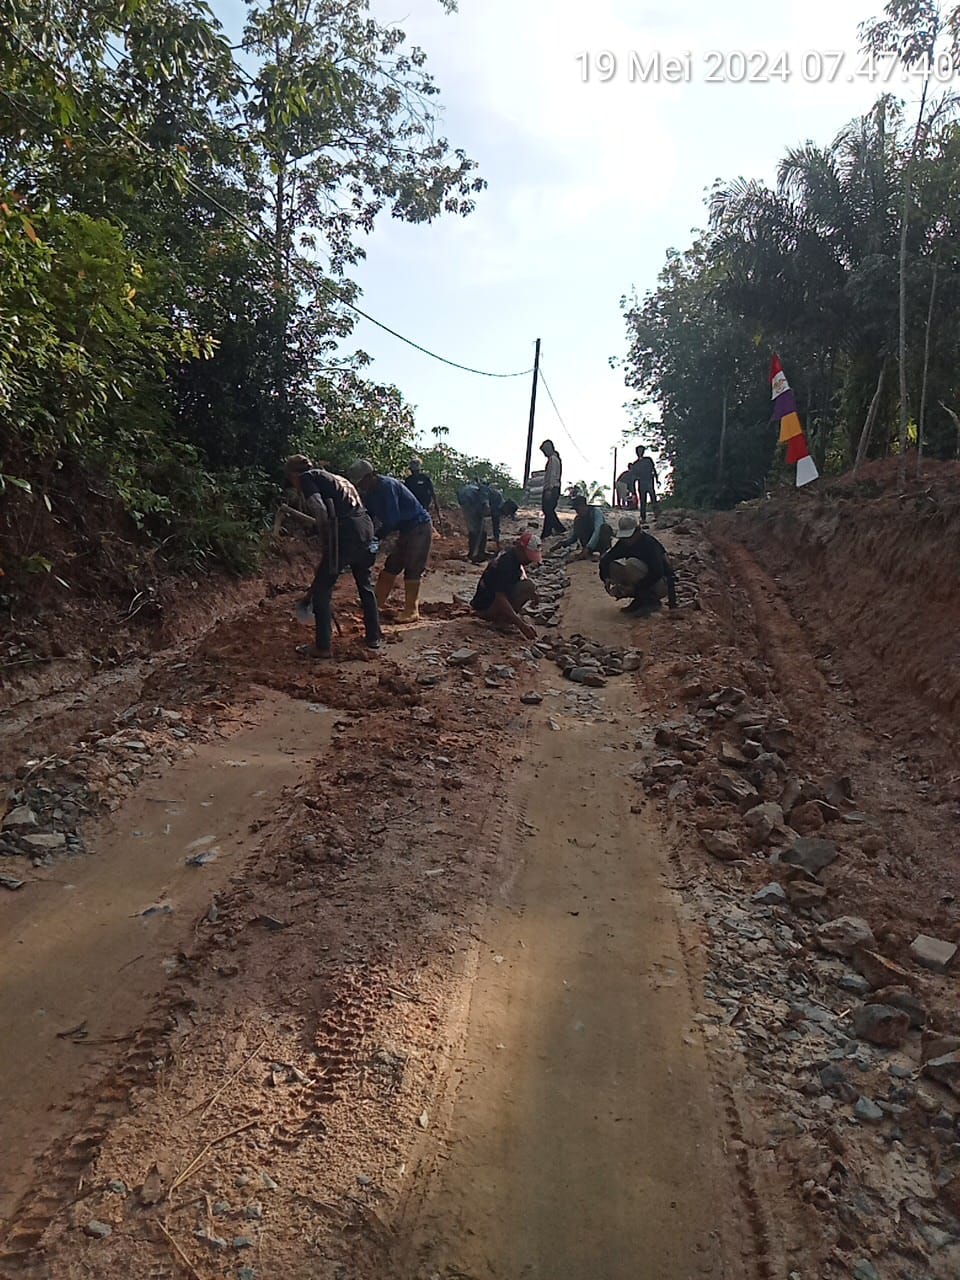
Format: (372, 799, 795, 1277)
(620, 1, 960, 507)
(0, 0, 516, 601)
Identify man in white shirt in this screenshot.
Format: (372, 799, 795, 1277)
(539, 439, 565, 538)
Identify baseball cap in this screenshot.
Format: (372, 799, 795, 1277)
(517, 530, 543, 565)
(345, 459, 375, 484)
(615, 514, 639, 540)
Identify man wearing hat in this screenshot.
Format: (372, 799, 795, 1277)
(347, 460, 434, 623)
(403, 456, 441, 526)
(559, 493, 614, 558)
(599, 514, 677, 615)
(282, 455, 382, 658)
(470, 530, 542, 640)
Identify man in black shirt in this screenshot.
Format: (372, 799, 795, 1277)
(627, 446, 659, 522)
(403, 457, 441, 526)
(471, 530, 542, 640)
(599, 515, 677, 616)
(283, 455, 383, 658)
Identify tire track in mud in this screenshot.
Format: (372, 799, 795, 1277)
(0, 1003, 192, 1267)
(381, 708, 532, 1279)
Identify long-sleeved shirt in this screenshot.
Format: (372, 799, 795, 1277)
(543, 451, 562, 491)
(362, 474, 431, 537)
(599, 529, 677, 606)
(562, 505, 605, 552)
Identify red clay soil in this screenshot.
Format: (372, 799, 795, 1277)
(716, 457, 960, 734)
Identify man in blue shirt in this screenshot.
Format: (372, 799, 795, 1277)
(560, 493, 613, 558)
(347, 459, 434, 623)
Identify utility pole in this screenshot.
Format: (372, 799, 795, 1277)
(612, 447, 618, 507)
(523, 338, 541, 489)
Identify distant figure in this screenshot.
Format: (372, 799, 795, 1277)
(403, 456, 438, 520)
(539, 439, 565, 538)
(614, 471, 631, 508)
(347, 460, 433, 623)
(628, 446, 659, 522)
(599, 514, 677, 616)
(458, 479, 491, 563)
(470, 531, 542, 640)
(560, 494, 613, 558)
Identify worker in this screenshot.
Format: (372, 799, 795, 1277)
(539, 439, 565, 538)
(403, 456, 442, 527)
(627, 446, 660, 522)
(470, 530, 542, 640)
(560, 493, 613, 558)
(347, 459, 433, 623)
(614, 470, 637, 509)
(458, 479, 491, 563)
(598, 514, 677, 616)
(282, 455, 382, 659)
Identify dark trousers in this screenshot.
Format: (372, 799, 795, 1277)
(639, 488, 658, 521)
(311, 555, 381, 650)
(541, 487, 565, 537)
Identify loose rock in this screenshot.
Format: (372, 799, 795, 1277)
(854, 1096, 884, 1123)
(924, 1051, 960, 1096)
(852, 948, 916, 992)
(701, 830, 742, 862)
(752, 882, 787, 906)
(816, 917, 876, 958)
(780, 837, 838, 876)
(852, 1003, 911, 1048)
(909, 934, 957, 973)
(84, 1221, 112, 1239)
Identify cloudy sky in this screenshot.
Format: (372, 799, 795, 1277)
(216, 0, 902, 490)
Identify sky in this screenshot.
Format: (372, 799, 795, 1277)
(214, 0, 906, 490)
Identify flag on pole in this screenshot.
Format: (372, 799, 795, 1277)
(770, 354, 818, 487)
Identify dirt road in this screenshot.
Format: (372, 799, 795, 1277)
(395, 567, 748, 1279)
(2, 505, 959, 1280)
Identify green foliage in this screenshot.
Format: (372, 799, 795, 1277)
(620, 74, 960, 507)
(0, 0, 489, 599)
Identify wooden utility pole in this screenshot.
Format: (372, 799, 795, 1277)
(612, 447, 618, 506)
(523, 338, 541, 489)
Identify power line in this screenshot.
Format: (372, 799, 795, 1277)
(537, 362, 590, 464)
(5, 24, 533, 381)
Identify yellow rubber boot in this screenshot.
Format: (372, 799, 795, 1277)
(375, 570, 398, 608)
(396, 578, 421, 623)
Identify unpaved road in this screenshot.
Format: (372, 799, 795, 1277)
(0, 694, 330, 1225)
(396, 570, 748, 1279)
(3, 510, 959, 1280)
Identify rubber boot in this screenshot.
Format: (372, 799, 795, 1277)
(396, 578, 421, 623)
(375, 570, 399, 608)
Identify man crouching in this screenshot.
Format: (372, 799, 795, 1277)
(599, 515, 677, 616)
(470, 530, 542, 641)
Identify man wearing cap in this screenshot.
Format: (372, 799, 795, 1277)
(470, 531, 542, 640)
(599, 514, 677, 615)
(347, 460, 433, 623)
(559, 494, 614, 559)
(282, 455, 382, 658)
(403, 457, 440, 525)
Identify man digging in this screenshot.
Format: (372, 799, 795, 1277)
(348, 459, 434, 624)
(283, 455, 383, 659)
